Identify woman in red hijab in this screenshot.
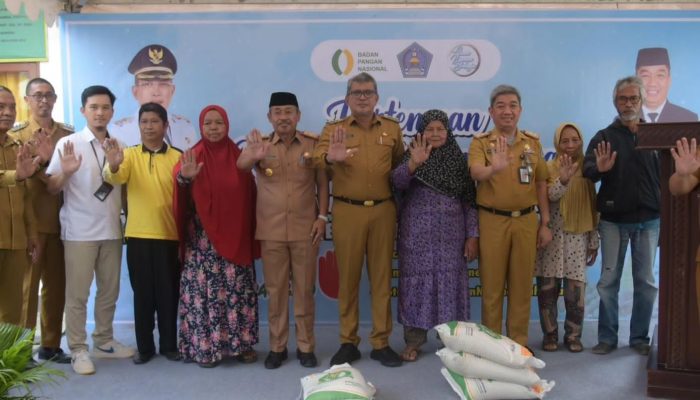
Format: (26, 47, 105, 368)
(173, 105, 260, 367)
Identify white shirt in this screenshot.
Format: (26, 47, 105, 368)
(46, 127, 123, 241)
(109, 112, 198, 151)
(642, 101, 667, 123)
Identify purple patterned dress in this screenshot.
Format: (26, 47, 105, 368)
(392, 162, 478, 330)
(178, 214, 259, 364)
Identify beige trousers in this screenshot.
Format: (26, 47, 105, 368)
(261, 239, 318, 353)
(63, 240, 122, 352)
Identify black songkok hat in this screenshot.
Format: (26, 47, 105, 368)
(269, 92, 298, 108)
(636, 47, 670, 70)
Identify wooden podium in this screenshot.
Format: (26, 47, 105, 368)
(637, 122, 700, 399)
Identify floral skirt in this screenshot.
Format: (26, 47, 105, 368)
(178, 215, 259, 363)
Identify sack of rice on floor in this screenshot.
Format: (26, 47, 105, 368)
(299, 363, 376, 400)
(435, 321, 545, 369)
(441, 368, 555, 400)
(436, 348, 542, 387)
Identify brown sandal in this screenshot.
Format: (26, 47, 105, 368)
(542, 335, 558, 352)
(236, 350, 258, 363)
(401, 345, 421, 362)
(565, 339, 583, 353)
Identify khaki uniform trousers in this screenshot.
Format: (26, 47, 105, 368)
(479, 210, 538, 346)
(20, 233, 65, 348)
(332, 200, 396, 349)
(261, 239, 318, 353)
(63, 240, 122, 352)
(0, 249, 29, 325)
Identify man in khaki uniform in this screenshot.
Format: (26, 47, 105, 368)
(468, 84, 552, 347)
(0, 86, 38, 326)
(237, 92, 329, 369)
(13, 78, 73, 363)
(312, 72, 405, 367)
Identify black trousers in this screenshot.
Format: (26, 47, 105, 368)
(126, 238, 179, 355)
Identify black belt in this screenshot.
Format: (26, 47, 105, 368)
(478, 205, 536, 217)
(334, 196, 390, 207)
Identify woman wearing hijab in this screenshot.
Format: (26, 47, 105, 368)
(173, 105, 260, 367)
(391, 109, 479, 362)
(535, 122, 599, 353)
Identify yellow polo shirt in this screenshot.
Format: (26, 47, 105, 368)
(103, 143, 181, 240)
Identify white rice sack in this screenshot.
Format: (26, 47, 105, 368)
(441, 368, 555, 400)
(299, 363, 376, 400)
(435, 321, 545, 369)
(436, 348, 541, 387)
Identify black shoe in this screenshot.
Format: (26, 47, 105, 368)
(132, 352, 155, 365)
(37, 347, 71, 364)
(370, 346, 403, 367)
(296, 349, 318, 368)
(264, 349, 288, 369)
(162, 351, 181, 361)
(330, 343, 361, 366)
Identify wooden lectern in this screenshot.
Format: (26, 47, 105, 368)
(637, 122, 700, 399)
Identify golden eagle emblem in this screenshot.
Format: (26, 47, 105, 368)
(148, 48, 164, 65)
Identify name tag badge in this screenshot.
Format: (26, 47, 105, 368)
(518, 166, 531, 184)
(94, 182, 114, 202)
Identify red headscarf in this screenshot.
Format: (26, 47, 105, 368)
(173, 105, 259, 265)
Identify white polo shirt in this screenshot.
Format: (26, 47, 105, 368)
(46, 127, 123, 241)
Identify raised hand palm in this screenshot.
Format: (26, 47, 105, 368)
(249, 141, 269, 160)
(62, 154, 81, 174)
(491, 150, 508, 171)
(328, 142, 347, 159)
(597, 155, 614, 171)
(676, 154, 700, 176)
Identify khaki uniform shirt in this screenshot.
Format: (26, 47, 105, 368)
(12, 119, 73, 234)
(468, 128, 548, 210)
(0, 134, 36, 249)
(313, 115, 404, 200)
(255, 131, 319, 242)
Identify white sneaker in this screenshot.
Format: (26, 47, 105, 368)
(71, 350, 95, 375)
(92, 340, 136, 359)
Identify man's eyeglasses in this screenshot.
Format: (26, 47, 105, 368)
(616, 95, 641, 105)
(29, 93, 57, 102)
(348, 90, 377, 98)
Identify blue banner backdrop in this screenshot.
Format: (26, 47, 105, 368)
(60, 9, 696, 324)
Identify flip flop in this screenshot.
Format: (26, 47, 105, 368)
(401, 346, 421, 362)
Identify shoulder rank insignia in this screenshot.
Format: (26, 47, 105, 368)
(59, 122, 75, 133)
(172, 114, 191, 123)
(300, 131, 319, 140)
(378, 114, 400, 123)
(10, 121, 29, 132)
(114, 116, 133, 127)
(474, 131, 491, 139)
(521, 130, 540, 140)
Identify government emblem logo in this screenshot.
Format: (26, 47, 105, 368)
(148, 48, 164, 65)
(397, 42, 432, 78)
(331, 49, 354, 76)
(449, 44, 481, 77)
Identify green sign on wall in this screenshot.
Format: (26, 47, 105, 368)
(0, 2, 47, 62)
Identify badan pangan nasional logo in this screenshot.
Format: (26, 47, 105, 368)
(311, 40, 500, 82)
(331, 49, 354, 76)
